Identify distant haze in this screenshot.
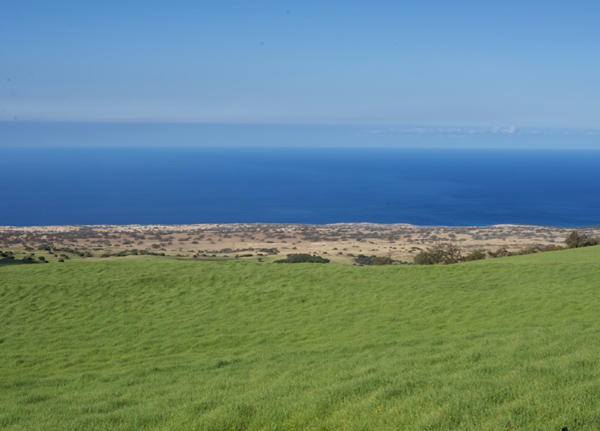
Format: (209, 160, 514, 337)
(2, 1, 600, 136)
(1, 122, 599, 149)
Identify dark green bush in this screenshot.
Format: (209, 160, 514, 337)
(274, 254, 330, 264)
(414, 244, 462, 265)
(464, 251, 486, 261)
(354, 255, 394, 265)
(565, 231, 599, 249)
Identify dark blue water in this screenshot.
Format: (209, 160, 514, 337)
(1, 147, 599, 226)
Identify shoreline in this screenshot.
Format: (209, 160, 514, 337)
(2, 222, 596, 230)
(2, 221, 597, 231)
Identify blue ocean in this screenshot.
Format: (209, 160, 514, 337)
(1, 147, 600, 227)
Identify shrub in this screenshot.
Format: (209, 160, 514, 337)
(464, 251, 486, 261)
(274, 254, 330, 264)
(354, 255, 394, 265)
(487, 248, 512, 258)
(259, 248, 279, 255)
(371, 256, 394, 266)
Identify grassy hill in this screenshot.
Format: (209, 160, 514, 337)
(1, 247, 600, 430)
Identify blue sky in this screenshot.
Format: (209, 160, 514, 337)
(2, 0, 600, 131)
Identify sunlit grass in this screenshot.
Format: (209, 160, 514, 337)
(2, 247, 600, 430)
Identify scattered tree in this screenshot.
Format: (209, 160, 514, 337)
(565, 231, 599, 248)
(414, 243, 462, 265)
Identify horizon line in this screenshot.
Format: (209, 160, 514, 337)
(2, 119, 599, 133)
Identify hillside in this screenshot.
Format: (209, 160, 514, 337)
(2, 247, 600, 430)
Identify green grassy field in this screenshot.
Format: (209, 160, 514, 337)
(1, 247, 600, 430)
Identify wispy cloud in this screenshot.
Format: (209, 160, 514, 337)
(367, 125, 600, 137)
(368, 126, 519, 136)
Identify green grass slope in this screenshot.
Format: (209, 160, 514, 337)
(1, 247, 600, 431)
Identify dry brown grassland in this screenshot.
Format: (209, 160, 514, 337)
(2, 223, 599, 264)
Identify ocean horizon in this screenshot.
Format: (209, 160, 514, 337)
(2, 146, 600, 227)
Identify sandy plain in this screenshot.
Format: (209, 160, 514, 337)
(1, 223, 599, 264)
